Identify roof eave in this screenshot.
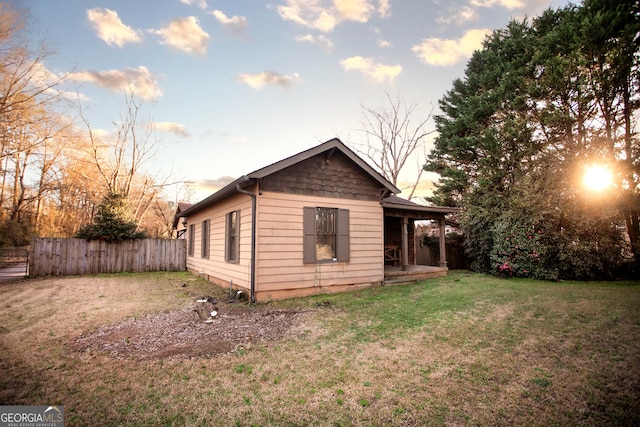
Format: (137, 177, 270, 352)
(178, 176, 254, 218)
(381, 201, 462, 215)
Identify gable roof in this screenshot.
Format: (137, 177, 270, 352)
(172, 202, 193, 228)
(179, 138, 400, 218)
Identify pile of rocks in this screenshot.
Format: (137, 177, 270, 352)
(194, 297, 218, 323)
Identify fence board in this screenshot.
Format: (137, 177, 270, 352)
(29, 238, 186, 277)
(415, 238, 468, 269)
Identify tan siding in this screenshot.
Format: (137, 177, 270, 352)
(258, 235, 303, 245)
(255, 191, 383, 297)
(257, 262, 383, 292)
(185, 193, 253, 290)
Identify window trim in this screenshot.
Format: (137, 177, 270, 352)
(225, 210, 240, 263)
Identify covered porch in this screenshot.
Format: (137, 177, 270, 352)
(382, 196, 460, 285)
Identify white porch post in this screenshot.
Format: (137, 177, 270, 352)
(438, 217, 448, 268)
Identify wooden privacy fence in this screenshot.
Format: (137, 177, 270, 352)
(29, 238, 186, 277)
(415, 238, 468, 270)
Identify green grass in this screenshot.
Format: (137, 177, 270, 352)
(1, 270, 639, 426)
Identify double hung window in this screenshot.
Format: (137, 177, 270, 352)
(303, 207, 349, 263)
(225, 210, 240, 262)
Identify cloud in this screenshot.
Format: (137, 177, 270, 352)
(341, 56, 401, 83)
(378, 0, 391, 18)
(91, 128, 112, 141)
(373, 26, 391, 46)
(411, 28, 491, 66)
(334, 0, 373, 23)
(236, 71, 300, 89)
(154, 122, 190, 138)
(276, 0, 389, 33)
(198, 176, 236, 193)
(180, 0, 208, 9)
(397, 178, 437, 201)
(70, 66, 162, 100)
(210, 10, 248, 35)
(152, 16, 209, 55)
(86, 8, 142, 47)
(436, 6, 477, 26)
(26, 63, 85, 100)
(470, 0, 524, 9)
(24, 61, 63, 90)
(277, 1, 337, 32)
(295, 34, 334, 52)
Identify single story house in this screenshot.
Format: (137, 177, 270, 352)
(177, 138, 459, 302)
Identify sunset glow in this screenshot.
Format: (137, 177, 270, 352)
(583, 165, 613, 191)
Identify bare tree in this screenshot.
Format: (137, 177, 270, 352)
(0, 4, 67, 140)
(0, 3, 182, 239)
(78, 88, 175, 225)
(351, 93, 435, 201)
(0, 3, 69, 227)
(39, 139, 103, 237)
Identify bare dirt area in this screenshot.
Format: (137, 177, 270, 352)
(1, 272, 310, 363)
(72, 304, 307, 360)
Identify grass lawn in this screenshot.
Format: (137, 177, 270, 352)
(1, 271, 639, 426)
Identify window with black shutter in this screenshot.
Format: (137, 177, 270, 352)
(303, 207, 349, 263)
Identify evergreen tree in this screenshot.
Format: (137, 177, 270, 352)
(426, 2, 638, 279)
(75, 193, 146, 242)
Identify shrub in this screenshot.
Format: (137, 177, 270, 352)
(488, 210, 628, 281)
(553, 220, 629, 280)
(75, 193, 146, 242)
(490, 217, 558, 280)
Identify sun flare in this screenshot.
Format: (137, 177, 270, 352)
(583, 165, 613, 191)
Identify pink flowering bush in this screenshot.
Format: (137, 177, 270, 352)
(490, 218, 558, 280)
(498, 261, 513, 277)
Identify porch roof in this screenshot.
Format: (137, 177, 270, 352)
(381, 195, 460, 220)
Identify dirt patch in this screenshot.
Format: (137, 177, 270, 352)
(72, 303, 308, 360)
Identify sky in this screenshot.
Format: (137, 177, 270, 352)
(23, 0, 572, 203)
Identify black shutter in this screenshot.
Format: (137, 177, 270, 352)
(201, 220, 209, 258)
(337, 209, 350, 262)
(234, 210, 241, 262)
(224, 213, 230, 261)
(188, 224, 195, 257)
(303, 207, 316, 264)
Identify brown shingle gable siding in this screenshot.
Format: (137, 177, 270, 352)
(260, 151, 382, 201)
